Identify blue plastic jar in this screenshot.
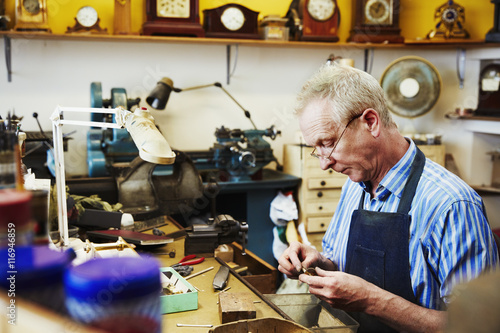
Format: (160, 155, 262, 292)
(0, 245, 76, 314)
(64, 256, 162, 333)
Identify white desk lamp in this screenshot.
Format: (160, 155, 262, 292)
(50, 106, 175, 247)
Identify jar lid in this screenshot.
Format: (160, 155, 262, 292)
(64, 257, 161, 302)
(0, 245, 76, 288)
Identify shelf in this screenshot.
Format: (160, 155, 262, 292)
(471, 185, 500, 195)
(2, 30, 500, 83)
(2, 30, 500, 49)
(445, 115, 500, 122)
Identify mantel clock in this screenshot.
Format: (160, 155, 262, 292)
(348, 0, 403, 43)
(142, 0, 205, 37)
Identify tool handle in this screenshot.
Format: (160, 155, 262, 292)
(182, 257, 205, 265)
(213, 266, 230, 290)
(179, 254, 197, 263)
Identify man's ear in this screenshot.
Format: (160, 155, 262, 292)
(361, 109, 380, 138)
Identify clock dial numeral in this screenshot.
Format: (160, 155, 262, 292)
(157, 0, 190, 18)
(76, 6, 98, 28)
(23, 0, 41, 15)
(307, 0, 335, 22)
(364, 0, 391, 25)
(221, 7, 245, 31)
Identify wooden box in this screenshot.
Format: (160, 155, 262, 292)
(230, 242, 278, 294)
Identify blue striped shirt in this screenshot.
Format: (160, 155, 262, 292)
(322, 139, 499, 310)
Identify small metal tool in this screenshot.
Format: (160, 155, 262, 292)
(301, 267, 317, 276)
(213, 265, 230, 290)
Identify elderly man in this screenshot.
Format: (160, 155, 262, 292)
(278, 64, 498, 333)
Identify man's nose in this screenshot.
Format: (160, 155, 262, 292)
(319, 156, 334, 170)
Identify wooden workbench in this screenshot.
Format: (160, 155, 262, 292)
(145, 218, 286, 331)
(0, 217, 287, 332)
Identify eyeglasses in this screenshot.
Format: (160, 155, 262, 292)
(310, 113, 363, 161)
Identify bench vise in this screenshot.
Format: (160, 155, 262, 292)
(184, 214, 248, 256)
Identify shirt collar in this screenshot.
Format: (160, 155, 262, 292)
(359, 138, 417, 199)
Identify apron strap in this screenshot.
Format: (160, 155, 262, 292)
(397, 148, 426, 214)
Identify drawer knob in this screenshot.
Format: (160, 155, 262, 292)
(318, 206, 323, 210)
(317, 191, 323, 198)
(320, 223, 325, 228)
(320, 180, 326, 186)
(328, 170, 333, 174)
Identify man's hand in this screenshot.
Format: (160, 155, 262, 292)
(299, 267, 447, 333)
(278, 241, 336, 279)
(298, 267, 375, 312)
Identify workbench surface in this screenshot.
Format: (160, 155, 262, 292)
(146, 218, 285, 331)
(0, 217, 286, 332)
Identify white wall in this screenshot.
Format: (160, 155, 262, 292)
(1, 37, 499, 228)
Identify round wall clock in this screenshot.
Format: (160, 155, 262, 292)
(380, 56, 442, 118)
(203, 4, 260, 39)
(142, 0, 205, 37)
(348, 0, 403, 43)
(14, 0, 51, 32)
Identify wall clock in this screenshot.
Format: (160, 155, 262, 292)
(14, 0, 51, 32)
(299, 0, 340, 42)
(203, 4, 260, 39)
(142, 0, 205, 37)
(66, 6, 108, 34)
(348, 0, 403, 43)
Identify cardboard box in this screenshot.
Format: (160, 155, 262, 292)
(159, 267, 198, 314)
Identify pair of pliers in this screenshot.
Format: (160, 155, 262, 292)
(171, 254, 205, 268)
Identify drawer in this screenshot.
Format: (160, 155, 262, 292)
(305, 201, 337, 215)
(308, 177, 346, 189)
(304, 188, 342, 201)
(307, 216, 332, 233)
(305, 167, 345, 179)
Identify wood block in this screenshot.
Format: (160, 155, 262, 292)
(218, 292, 256, 324)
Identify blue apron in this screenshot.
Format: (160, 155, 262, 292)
(344, 148, 425, 333)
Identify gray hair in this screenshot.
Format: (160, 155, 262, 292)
(295, 64, 396, 128)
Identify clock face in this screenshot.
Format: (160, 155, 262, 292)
(220, 7, 245, 31)
(23, 0, 41, 15)
(157, 0, 190, 18)
(364, 0, 392, 25)
(307, 0, 335, 22)
(441, 7, 458, 23)
(76, 6, 98, 28)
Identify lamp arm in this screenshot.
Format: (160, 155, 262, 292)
(50, 105, 175, 247)
(175, 82, 257, 130)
